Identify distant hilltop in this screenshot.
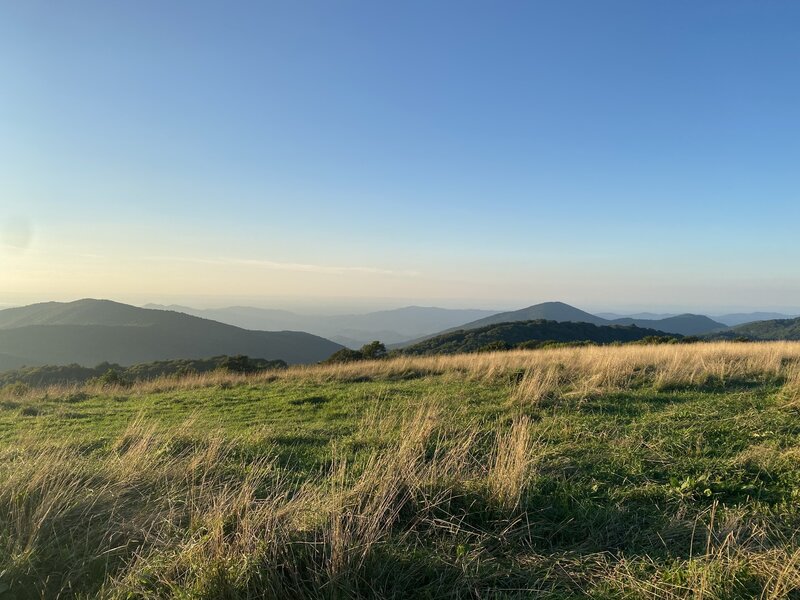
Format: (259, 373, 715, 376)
(397, 301, 728, 347)
(0, 299, 343, 371)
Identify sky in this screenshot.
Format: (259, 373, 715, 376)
(2, 1, 799, 313)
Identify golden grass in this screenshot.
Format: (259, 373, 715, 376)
(487, 416, 536, 511)
(5, 340, 800, 404)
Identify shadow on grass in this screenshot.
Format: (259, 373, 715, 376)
(289, 396, 329, 407)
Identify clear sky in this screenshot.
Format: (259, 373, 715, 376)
(2, 1, 799, 313)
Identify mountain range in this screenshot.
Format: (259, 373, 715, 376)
(398, 301, 727, 347)
(144, 304, 497, 347)
(399, 302, 800, 350)
(0, 299, 342, 370)
(711, 312, 800, 327)
(453, 302, 726, 335)
(597, 311, 799, 327)
(4, 298, 800, 375)
(141, 302, 799, 348)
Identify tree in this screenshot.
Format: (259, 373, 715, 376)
(359, 341, 387, 360)
(323, 341, 387, 364)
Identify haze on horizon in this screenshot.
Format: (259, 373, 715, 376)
(2, 2, 799, 314)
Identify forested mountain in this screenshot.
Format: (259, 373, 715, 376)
(402, 319, 678, 355)
(400, 302, 725, 347)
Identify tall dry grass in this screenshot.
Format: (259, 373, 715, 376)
(591, 500, 800, 600)
(4, 341, 799, 404)
(0, 401, 546, 598)
(487, 417, 536, 511)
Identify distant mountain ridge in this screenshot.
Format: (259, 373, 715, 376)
(0, 352, 40, 373)
(609, 314, 725, 336)
(402, 319, 679, 355)
(145, 303, 498, 347)
(717, 317, 800, 340)
(596, 312, 679, 320)
(400, 301, 727, 346)
(0, 299, 343, 370)
(597, 311, 799, 327)
(0, 299, 168, 328)
(712, 312, 800, 327)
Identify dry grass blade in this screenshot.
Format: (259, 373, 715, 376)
(487, 417, 536, 512)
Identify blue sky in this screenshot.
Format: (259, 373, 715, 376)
(2, 1, 799, 312)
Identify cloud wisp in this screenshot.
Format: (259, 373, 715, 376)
(144, 256, 419, 277)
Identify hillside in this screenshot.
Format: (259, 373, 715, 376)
(0, 300, 343, 368)
(609, 313, 726, 335)
(713, 312, 800, 326)
(143, 304, 309, 332)
(0, 352, 40, 372)
(452, 301, 608, 329)
(0, 299, 176, 328)
(722, 316, 800, 340)
(3, 343, 800, 598)
(146, 304, 498, 347)
(402, 319, 676, 355)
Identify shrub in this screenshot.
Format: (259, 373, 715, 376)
(324, 348, 365, 363)
(218, 355, 261, 374)
(96, 369, 132, 388)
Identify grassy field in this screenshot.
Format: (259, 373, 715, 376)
(3, 342, 800, 598)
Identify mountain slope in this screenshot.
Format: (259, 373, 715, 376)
(445, 302, 608, 331)
(0, 300, 343, 368)
(609, 314, 726, 336)
(402, 320, 678, 355)
(143, 304, 306, 331)
(0, 352, 41, 372)
(722, 317, 800, 340)
(713, 312, 800, 327)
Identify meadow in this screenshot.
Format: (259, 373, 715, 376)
(3, 342, 800, 598)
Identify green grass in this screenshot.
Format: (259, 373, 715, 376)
(0, 377, 503, 469)
(3, 344, 800, 598)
